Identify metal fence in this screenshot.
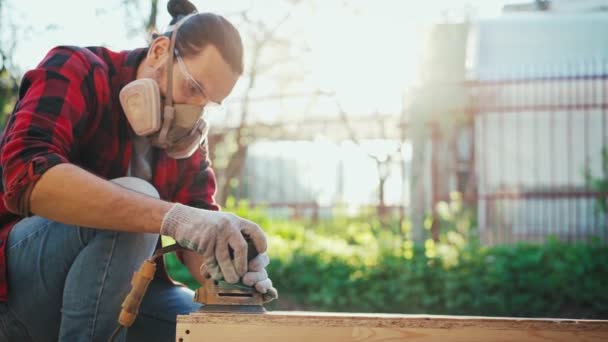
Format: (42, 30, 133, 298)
(235, 140, 409, 221)
(226, 62, 608, 245)
(469, 62, 608, 244)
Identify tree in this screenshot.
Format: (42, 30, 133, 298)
(122, 0, 160, 41)
(214, 6, 305, 206)
(119, 1, 339, 207)
(585, 146, 608, 215)
(0, 0, 20, 127)
(335, 102, 404, 221)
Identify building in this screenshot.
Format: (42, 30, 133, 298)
(410, 1, 608, 243)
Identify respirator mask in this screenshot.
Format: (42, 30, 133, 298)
(119, 19, 219, 159)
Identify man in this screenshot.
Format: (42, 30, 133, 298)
(0, 1, 276, 341)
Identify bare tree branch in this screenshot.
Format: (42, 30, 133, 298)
(334, 98, 402, 217)
(216, 5, 308, 205)
(227, 90, 334, 103)
(122, 0, 159, 40)
(145, 0, 159, 37)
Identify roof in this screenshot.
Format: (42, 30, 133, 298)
(469, 12, 608, 80)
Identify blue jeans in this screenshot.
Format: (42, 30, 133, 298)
(0, 216, 201, 342)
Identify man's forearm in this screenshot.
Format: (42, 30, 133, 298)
(30, 163, 173, 234)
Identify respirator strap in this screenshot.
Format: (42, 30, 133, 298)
(157, 17, 180, 147)
(158, 105, 175, 146)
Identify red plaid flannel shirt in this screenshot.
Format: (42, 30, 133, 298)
(0, 46, 220, 301)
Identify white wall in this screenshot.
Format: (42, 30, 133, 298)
(469, 13, 608, 242)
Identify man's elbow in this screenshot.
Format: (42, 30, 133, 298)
(3, 180, 35, 217)
(1, 154, 68, 217)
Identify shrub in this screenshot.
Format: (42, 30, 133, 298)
(164, 199, 608, 318)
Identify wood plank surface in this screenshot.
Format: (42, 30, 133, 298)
(176, 311, 608, 342)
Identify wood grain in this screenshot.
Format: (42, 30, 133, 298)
(176, 311, 608, 341)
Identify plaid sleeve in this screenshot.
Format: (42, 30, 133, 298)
(0, 47, 99, 216)
(173, 141, 221, 211)
(169, 142, 219, 265)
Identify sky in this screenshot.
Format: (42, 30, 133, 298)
(1, 0, 509, 206)
(5, 0, 507, 115)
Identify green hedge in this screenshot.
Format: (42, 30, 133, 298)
(266, 239, 607, 318)
(165, 202, 608, 319)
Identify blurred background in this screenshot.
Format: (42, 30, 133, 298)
(1, 0, 607, 318)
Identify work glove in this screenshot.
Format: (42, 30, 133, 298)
(161, 203, 267, 284)
(243, 253, 279, 303)
(203, 253, 279, 303)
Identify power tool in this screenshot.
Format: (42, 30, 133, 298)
(194, 236, 265, 313)
(108, 236, 265, 341)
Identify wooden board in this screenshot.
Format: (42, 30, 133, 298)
(176, 311, 608, 342)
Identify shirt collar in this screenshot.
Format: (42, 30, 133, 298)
(118, 48, 149, 89)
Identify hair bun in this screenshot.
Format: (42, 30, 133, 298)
(167, 0, 198, 18)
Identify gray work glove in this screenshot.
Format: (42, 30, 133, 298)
(161, 203, 267, 284)
(243, 253, 279, 303)
(203, 253, 279, 303)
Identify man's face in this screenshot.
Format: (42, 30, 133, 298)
(145, 37, 240, 107)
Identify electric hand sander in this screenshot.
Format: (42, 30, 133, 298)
(194, 236, 265, 313)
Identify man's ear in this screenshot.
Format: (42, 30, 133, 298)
(147, 36, 171, 70)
